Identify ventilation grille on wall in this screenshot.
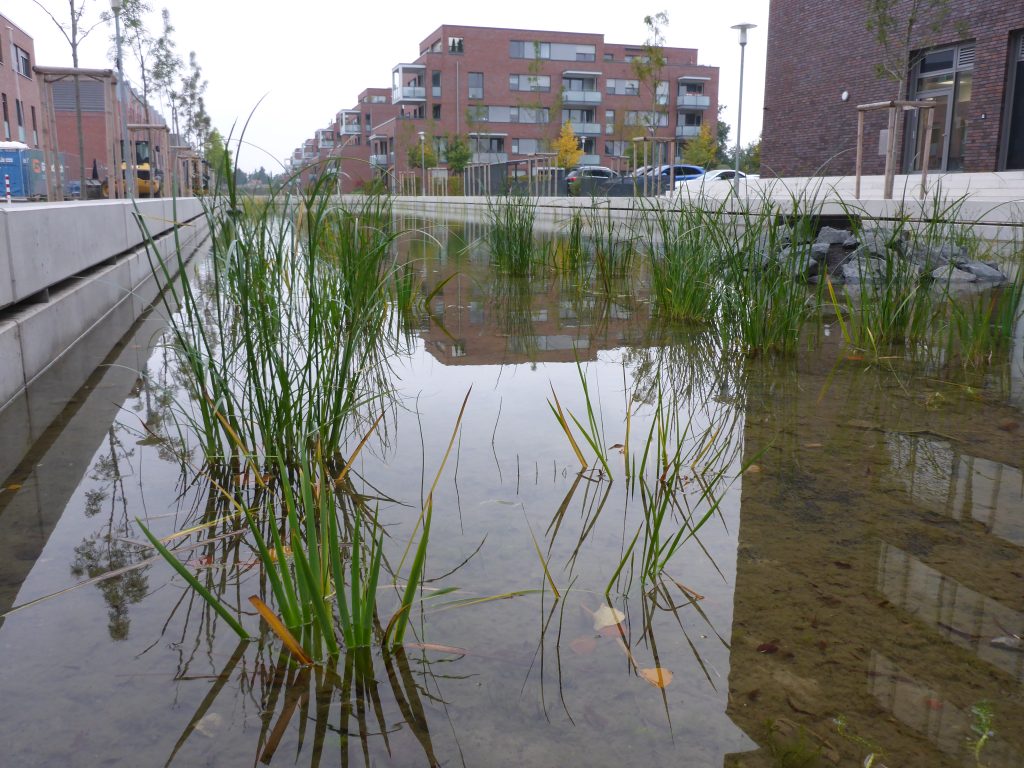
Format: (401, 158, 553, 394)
(957, 44, 975, 69)
(1018, 35, 1024, 62)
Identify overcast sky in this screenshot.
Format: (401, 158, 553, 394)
(11, 0, 769, 172)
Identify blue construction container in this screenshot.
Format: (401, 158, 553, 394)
(0, 141, 48, 200)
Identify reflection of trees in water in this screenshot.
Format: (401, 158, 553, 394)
(71, 425, 149, 641)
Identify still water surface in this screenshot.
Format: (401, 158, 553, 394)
(0, 218, 1021, 767)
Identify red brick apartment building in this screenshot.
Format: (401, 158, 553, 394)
(0, 13, 43, 149)
(761, 1, 1024, 177)
(288, 24, 719, 192)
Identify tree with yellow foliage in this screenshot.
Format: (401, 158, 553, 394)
(553, 122, 584, 169)
(683, 124, 719, 170)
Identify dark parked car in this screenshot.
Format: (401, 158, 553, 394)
(644, 164, 705, 181)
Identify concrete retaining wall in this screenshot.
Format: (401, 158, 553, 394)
(382, 171, 1024, 245)
(0, 199, 208, 418)
(0, 197, 205, 311)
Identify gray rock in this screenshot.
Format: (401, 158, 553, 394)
(931, 265, 977, 283)
(913, 243, 968, 270)
(815, 226, 851, 245)
(842, 234, 859, 248)
(962, 261, 1005, 282)
(841, 257, 884, 284)
(810, 242, 830, 261)
(859, 227, 898, 256)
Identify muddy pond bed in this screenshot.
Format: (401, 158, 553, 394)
(0, 198, 1022, 767)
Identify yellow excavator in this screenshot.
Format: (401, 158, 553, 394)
(103, 139, 163, 197)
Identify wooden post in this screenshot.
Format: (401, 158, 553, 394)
(854, 109, 865, 200)
(883, 104, 897, 200)
(36, 74, 58, 201)
(919, 104, 934, 200)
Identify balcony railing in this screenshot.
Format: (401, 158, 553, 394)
(341, 124, 361, 134)
(370, 153, 393, 167)
(471, 152, 509, 164)
(676, 94, 710, 109)
(578, 154, 601, 165)
(675, 125, 701, 139)
(392, 86, 426, 102)
(569, 121, 602, 135)
(561, 90, 602, 105)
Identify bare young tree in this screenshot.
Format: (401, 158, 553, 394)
(31, 0, 106, 197)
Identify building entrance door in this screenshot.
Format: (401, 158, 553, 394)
(904, 44, 973, 173)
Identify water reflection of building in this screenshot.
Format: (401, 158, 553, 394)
(409, 239, 655, 367)
(725, 361, 1024, 767)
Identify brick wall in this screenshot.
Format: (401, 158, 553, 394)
(762, 1, 1024, 176)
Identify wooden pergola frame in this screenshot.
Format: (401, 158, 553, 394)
(33, 66, 124, 202)
(855, 99, 937, 200)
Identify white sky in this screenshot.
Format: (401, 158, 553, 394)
(11, 0, 768, 173)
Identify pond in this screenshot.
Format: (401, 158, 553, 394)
(0, 206, 1021, 768)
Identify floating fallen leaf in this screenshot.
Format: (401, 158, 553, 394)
(569, 636, 598, 655)
(598, 624, 623, 638)
(615, 637, 672, 689)
(194, 712, 223, 738)
(608, 443, 625, 454)
(804, 443, 823, 449)
(404, 642, 469, 655)
(5, 484, 21, 492)
(744, 464, 761, 474)
(757, 642, 779, 654)
(998, 419, 1020, 432)
(587, 603, 625, 631)
(639, 667, 673, 688)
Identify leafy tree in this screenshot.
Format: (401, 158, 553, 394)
(204, 127, 230, 187)
(552, 122, 584, 168)
(739, 139, 761, 174)
(178, 51, 210, 151)
(865, 0, 960, 101)
(150, 10, 182, 134)
(407, 136, 438, 170)
(684, 124, 719, 169)
(444, 133, 471, 176)
(31, 0, 105, 197)
(630, 12, 669, 135)
(716, 105, 731, 166)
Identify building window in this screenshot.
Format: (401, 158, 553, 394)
(606, 79, 640, 96)
(906, 42, 974, 172)
(656, 81, 668, 106)
(626, 110, 668, 127)
(471, 135, 504, 153)
(509, 40, 550, 59)
(14, 46, 31, 78)
(1, 93, 9, 140)
(603, 53, 613, 62)
(605, 109, 615, 134)
(31, 105, 37, 145)
(431, 70, 441, 97)
(432, 103, 441, 120)
(508, 74, 550, 93)
(15, 99, 25, 142)
(605, 140, 629, 156)
(510, 106, 548, 124)
(512, 138, 541, 154)
(681, 112, 702, 127)
(468, 72, 483, 100)
(448, 37, 464, 54)
(1003, 33, 1024, 169)
(680, 81, 704, 95)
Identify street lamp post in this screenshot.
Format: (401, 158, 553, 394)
(417, 130, 426, 196)
(110, 0, 134, 199)
(731, 23, 756, 196)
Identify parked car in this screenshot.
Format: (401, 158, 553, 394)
(644, 164, 705, 181)
(566, 165, 621, 195)
(566, 165, 620, 182)
(667, 169, 760, 197)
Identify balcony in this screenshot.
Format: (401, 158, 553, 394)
(392, 85, 426, 103)
(676, 94, 710, 109)
(392, 63, 426, 104)
(370, 153, 393, 167)
(675, 125, 701, 139)
(341, 124, 361, 135)
(579, 154, 601, 165)
(471, 152, 509, 164)
(569, 121, 602, 135)
(562, 90, 602, 105)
